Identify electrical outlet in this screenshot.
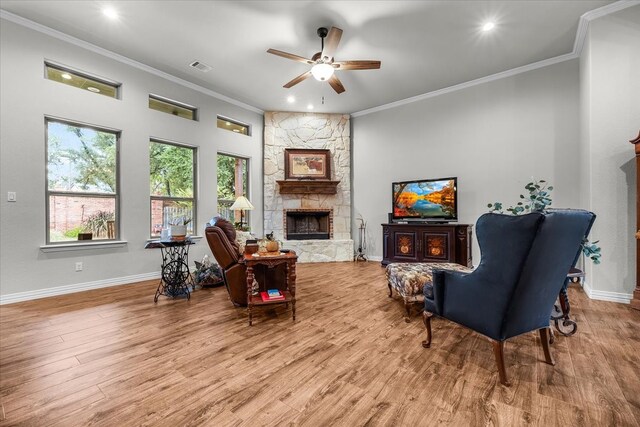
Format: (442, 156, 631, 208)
(75, 262, 83, 272)
(7, 192, 16, 202)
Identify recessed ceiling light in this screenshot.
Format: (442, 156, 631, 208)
(87, 87, 101, 93)
(307, 104, 314, 110)
(102, 7, 118, 20)
(232, 129, 240, 133)
(287, 96, 295, 103)
(61, 73, 72, 80)
(226, 121, 231, 126)
(482, 22, 495, 32)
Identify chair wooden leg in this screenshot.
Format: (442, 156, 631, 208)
(388, 282, 393, 297)
(422, 311, 433, 348)
(492, 340, 511, 386)
(539, 328, 556, 366)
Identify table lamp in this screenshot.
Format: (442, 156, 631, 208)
(230, 196, 254, 229)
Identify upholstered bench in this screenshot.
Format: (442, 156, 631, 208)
(386, 262, 473, 321)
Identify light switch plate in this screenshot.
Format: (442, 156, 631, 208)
(7, 192, 16, 202)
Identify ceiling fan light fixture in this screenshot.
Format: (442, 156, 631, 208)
(311, 63, 334, 81)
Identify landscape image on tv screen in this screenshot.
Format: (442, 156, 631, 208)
(393, 178, 456, 219)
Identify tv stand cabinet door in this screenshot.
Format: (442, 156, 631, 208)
(419, 229, 454, 262)
(391, 229, 420, 263)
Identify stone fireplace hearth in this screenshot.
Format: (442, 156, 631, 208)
(264, 112, 354, 262)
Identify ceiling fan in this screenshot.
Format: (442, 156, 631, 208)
(267, 27, 381, 94)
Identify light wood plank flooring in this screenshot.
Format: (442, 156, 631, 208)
(1, 262, 639, 426)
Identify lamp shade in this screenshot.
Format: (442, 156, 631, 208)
(230, 196, 254, 211)
(311, 63, 334, 81)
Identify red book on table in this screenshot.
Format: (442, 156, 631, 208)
(260, 291, 285, 302)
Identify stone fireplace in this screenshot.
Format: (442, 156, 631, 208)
(285, 209, 332, 240)
(264, 112, 353, 262)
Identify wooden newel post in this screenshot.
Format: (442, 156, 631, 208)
(631, 130, 640, 311)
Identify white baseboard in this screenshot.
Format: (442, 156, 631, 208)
(581, 280, 632, 304)
(368, 255, 383, 262)
(0, 272, 161, 305)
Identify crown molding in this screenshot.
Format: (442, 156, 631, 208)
(352, 52, 577, 118)
(353, 0, 640, 118)
(0, 10, 264, 115)
(1, 1, 637, 119)
(574, 0, 640, 55)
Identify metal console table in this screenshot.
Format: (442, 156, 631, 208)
(145, 239, 195, 302)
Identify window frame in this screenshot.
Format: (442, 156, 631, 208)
(45, 116, 121, 245)
(217, 115, 251, 136)
(44, 61, 121, 99)
(149, 138, 198, 238)
(216, 152, 250, 226)
(148, 94, 198, 121)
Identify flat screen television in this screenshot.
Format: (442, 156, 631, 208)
(392, 177, 458, 222)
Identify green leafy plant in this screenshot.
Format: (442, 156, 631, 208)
(234, 222, 250, 231)
(64, 226, 84, 239)
(487, 179, 601, 264)
(82, 211, 115, 238)
(488, 180, 553, 214)
(170, 216, 191, 226)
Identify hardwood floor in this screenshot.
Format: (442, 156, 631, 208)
(1, 261, 639, 426)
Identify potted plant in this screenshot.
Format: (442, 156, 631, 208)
(488, 179, 601, 264)
(169, 216, 191, 241)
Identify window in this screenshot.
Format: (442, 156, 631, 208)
(45, 62, 120, 98)
(217, 153, 249, 225)
(217, 116, 250, 135)
(149, 94, 197, 121)
(46, 118, 119, 243)
(150, 140, 197, 237)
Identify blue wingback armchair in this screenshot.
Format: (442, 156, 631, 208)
(422, 209, 596, 386)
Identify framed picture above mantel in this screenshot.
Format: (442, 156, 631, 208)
(284, 149, 331, 180)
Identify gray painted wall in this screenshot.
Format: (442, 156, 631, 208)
(0, 20, 264, 298)
(352, 60, 581, 268)
(579, 7, 640, 298)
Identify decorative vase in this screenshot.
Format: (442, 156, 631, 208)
(265, 240, 279, 252)
(244, 241, 259, 255)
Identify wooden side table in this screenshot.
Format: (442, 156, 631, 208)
(241, 251, 298, 326)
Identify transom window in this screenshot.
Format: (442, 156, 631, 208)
(150, 140, 197, 237)
(45, 62, 120, 98)
(46, 118, 119, 243)
(217, 116, 250, 136)
(149, 94, 197, 121)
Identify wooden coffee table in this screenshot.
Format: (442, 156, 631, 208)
(241, 251, 298, 326)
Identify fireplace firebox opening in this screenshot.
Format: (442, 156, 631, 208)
(284, 209, 332, 240)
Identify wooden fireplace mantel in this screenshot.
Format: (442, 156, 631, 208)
(277, 180, 340, 195)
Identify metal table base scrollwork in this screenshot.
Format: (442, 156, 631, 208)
(145, 239, 195, 302)
(550, 267, 585, 339)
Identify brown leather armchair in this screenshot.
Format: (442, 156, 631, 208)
(205, 217, 285, 306)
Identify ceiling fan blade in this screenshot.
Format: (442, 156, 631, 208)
(321, 27, 343, 61)
(328, 74, 346, 94)
(267, 49, 314, 64)
(283, 71, 312, 88)
(333, 60, 381, 70)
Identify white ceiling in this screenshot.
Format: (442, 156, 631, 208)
(0, 1, 618, 114)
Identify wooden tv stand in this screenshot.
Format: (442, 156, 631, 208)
(381, 223, 473, 267)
